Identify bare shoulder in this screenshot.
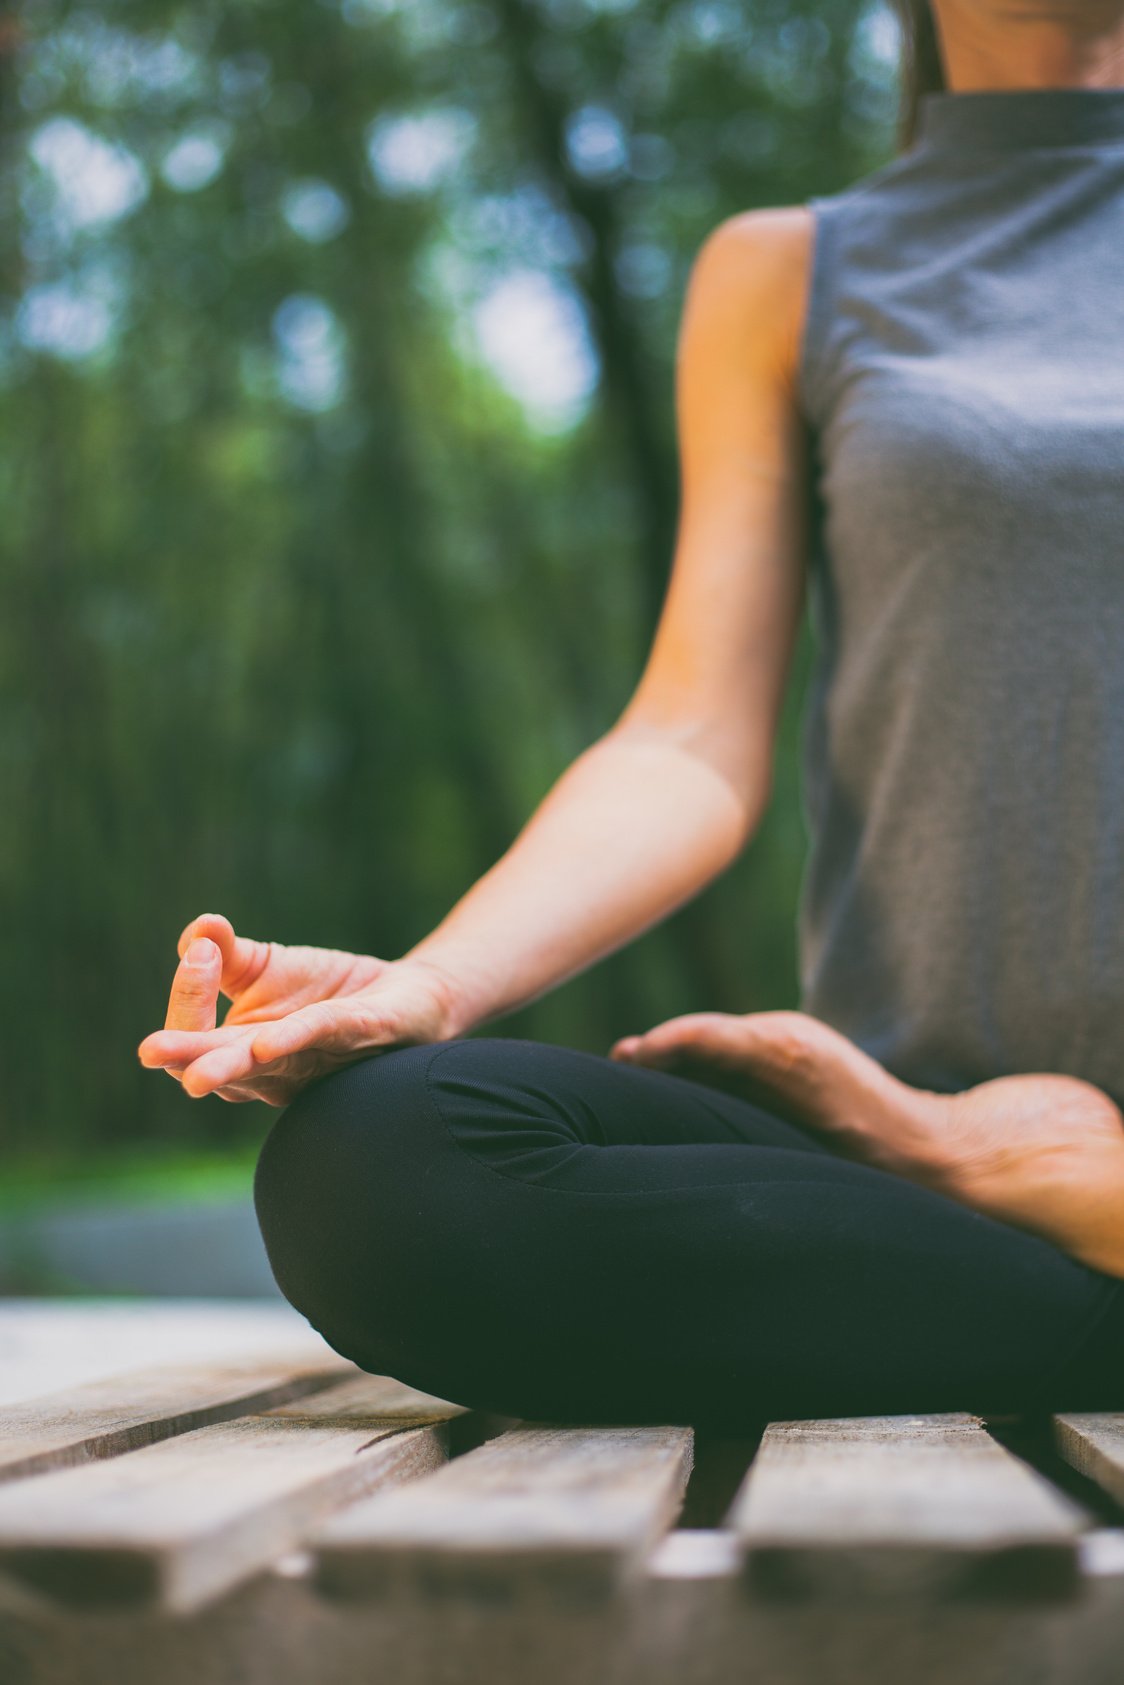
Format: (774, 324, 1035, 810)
(680, 205, 816, 391)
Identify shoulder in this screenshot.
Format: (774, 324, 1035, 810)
(689, 145, 934, 293)
(682, 150, 936, 394)
(680, 205, 817, 390)
(691, 203, 815, 279)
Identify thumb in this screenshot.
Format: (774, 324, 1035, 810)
(164, 937, 222, 1033)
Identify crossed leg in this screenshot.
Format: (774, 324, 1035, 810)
(253, 1036, 1124, 1430)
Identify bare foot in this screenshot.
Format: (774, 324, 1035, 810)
(938, 1070, 1124, 1275)
(611, 1010, 1124, 1277)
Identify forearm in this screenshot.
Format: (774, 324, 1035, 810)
(401, 725, 766, 1036)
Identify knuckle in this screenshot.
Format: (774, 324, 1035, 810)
(757, 1013, 814, 1075)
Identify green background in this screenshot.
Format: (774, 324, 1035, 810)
(2, 0, 901, 1184)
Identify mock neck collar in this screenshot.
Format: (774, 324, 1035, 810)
(917, 86, 1124, 150)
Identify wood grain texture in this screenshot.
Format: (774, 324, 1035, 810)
(1053, 1414, 1124, 1507)
(0, 1373, 465, 1612)
(312, 1422, 695, 1604)
(728, 1414, 1088, 1601)
(0, 1300, 340, 1408)
(0, 1353, 359, 1484)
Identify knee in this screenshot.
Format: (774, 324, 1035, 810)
(252, 1035, 582, 1405)
(252, 1042, 442, 1360)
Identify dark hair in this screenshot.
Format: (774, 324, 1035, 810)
(891, 0, 946, 151)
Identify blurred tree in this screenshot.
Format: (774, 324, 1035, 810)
(0, 0, 896, 1159)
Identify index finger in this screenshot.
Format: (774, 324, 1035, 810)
(176, 913, 272, 998)
(138, 1026, 247, 1066)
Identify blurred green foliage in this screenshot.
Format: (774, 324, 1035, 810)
(2, 0, 899, 1163)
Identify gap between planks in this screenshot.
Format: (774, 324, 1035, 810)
(0, 1373, 468, 1612)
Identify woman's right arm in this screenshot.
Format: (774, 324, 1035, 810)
(138, 207, 817, 1102)
(407, 205, 817, 1037)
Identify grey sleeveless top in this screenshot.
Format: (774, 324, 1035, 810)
(797, 86, 1124, 1103)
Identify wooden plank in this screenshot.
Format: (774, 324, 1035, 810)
(312, 1422, 694, 1604)
(0, 1373, 466, 1613)
(1079, 1525, 1124, 1578)
(0, 1352, 359, 1484)
(1053, 1413, 1124, 1506)
(0, 1299, 337, 1406)
(728, 1414, 1088, 1601)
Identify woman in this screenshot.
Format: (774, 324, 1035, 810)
(138, 0, 1124, 1429)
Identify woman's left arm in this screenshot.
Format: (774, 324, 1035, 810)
(610, 1008, 1124, 1280)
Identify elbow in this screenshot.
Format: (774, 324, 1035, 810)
(697, 736, 775, 856)
(602, 707, 775, 856)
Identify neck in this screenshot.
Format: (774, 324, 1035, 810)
(932, 0, 1124, 93)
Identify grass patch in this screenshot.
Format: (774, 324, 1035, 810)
(0, 1142, 263, 1216)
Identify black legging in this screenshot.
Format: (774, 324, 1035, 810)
(253, 1035, 1124, 1429)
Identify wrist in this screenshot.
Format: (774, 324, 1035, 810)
(396, 953, 488, 1041)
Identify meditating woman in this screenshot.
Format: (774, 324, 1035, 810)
(138, 0, 1124, 1428)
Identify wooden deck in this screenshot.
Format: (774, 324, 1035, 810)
(2, 1299, 1123, 1685)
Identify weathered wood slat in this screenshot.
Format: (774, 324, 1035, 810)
(0, 1353, 359, 1484)
(1053, 1413, 1124, 1507)
(0, 1301, 337, 1408)
(0, 1374, 465, 1613)
(312, 1422, 694, 1604)
(728, 1414, 1088, 1600)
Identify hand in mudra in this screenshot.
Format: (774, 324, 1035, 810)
(137, 913, 461, 1107)
(610, 1008, 1124, 1278)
